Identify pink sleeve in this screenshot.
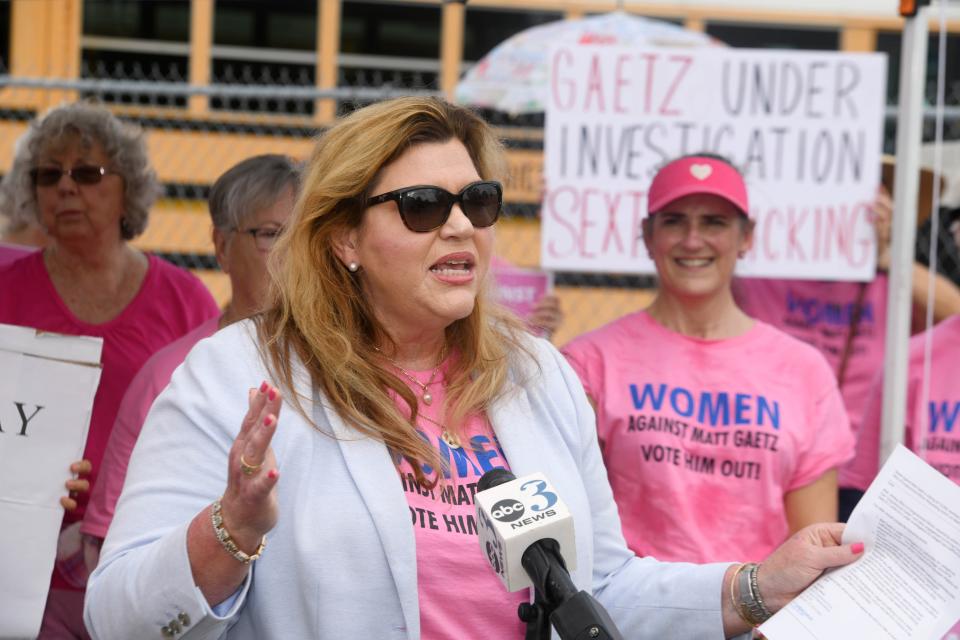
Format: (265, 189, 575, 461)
(560, 338, 603, 408)
(843, 371, 885, 492)
(788, 366, 855, 491)
(80, 366, 163, 538)
(560, 337, 610, 445)
(151, 257, 221, 330)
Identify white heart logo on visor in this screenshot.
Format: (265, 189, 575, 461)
(689, 164, 713, 180)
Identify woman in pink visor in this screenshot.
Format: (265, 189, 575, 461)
(563, 154, 855, 570)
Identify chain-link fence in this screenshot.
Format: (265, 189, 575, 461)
(2, 53, 959, 345)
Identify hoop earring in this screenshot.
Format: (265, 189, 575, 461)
(348, 262, 359, 272)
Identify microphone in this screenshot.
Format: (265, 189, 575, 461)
(475, 468, 576, 592)
(476, 469, 624, 640)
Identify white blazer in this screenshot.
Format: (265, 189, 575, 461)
(85, 321, 731, 639)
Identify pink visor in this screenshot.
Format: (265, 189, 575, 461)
(647, 156, 751, 219)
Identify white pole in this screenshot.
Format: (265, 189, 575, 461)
(880, 7, 929, 464)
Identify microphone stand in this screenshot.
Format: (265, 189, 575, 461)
(517, 539, 625, 640)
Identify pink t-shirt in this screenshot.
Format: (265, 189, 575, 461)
(82, 316, 220, 539)
(562, 311, 853, 563)
(0, 241, 36, 266)
(851, 316, 960, 639)
(390, 363, 528, 639)
(0, 251, 220, 589)
(848, 314, 960, 488)
(736, 276, 888, 489)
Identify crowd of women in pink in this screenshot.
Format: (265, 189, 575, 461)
(1, 97, 958, 639)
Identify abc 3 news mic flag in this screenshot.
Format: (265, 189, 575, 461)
(475, 471, 577, 592)
(474, 470, 625, 639)
(0, 324, 103, 639)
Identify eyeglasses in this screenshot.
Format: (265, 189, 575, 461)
(366, 180, 502, 233)
(238, 225, 284, 251)
(29, 165, 115, 187)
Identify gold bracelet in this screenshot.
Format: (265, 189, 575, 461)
(728, 563, 749, 623)
(211, 498, 266, 564)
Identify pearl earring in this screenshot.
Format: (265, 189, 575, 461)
(348, 262, 359, 272)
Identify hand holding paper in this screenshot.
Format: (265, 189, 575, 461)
(761, 446, 960, 640)
(756, 522, 865, 613)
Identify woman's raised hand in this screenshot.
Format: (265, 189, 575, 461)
(219, 381, 283, 552)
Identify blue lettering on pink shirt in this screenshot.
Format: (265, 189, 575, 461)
(671, 387, 694, 417)
(470, 435, 504, 473)
(786, 291, 874, 327)
(929, 401, 960, 433)
(629, 383, 781, 430)
(440, 438, 483, 479)
(400, 430, 509, 479)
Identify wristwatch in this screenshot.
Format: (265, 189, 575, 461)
(737, 563, 773, 626)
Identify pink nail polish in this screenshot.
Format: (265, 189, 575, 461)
(268, 469, 279, 480)
(263, 415, 273, 427)
(259, 381, 269, 393)
(851, 542, 865, 554)
(268, 388, 277, 401)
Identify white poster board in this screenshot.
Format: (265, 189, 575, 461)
(542, 46, 888, 281)
(0, 324, 102, 639)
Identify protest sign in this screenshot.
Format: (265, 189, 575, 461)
(541, 46, 887, 281)
(492, 265, 554, 325)
(0, 324, 102, 639)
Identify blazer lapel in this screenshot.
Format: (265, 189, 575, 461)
(314, 396, 420, 639)
(489, 382, 592, 591)
(489, 387, 542, 478)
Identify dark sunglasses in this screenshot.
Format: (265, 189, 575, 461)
(29, 165, 114, 187)
(366, 180, 502, 233)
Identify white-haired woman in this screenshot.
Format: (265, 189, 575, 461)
(0, 102, 220, 639)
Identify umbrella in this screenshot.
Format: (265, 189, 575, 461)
(455, 12, 720, 116)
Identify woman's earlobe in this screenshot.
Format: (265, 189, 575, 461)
(331, 226, 360, 269)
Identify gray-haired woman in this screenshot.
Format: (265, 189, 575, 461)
(0, 101, 220, 639)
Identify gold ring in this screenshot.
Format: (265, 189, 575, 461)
(239, 454, 264, 476)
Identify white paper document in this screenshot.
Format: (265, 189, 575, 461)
(761, 446, 960, 640)
(0, 324, 103, 639)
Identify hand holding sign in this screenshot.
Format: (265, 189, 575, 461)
(529, 294, 564, 338)
(0, 324, 103, 638)
(492, 265, 559, 338)
(60, 458, 91, 511)
(870, 186, 894, 271)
